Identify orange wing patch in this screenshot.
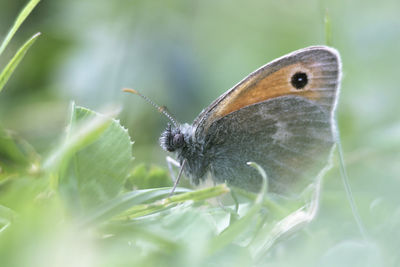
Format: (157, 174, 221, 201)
(210, 62, 326, 122)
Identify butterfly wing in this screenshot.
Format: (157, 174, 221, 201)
(193, 46, 340, 196)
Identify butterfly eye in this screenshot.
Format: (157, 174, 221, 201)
(291, 72, 308, 89)
(173, 133, 184, 148)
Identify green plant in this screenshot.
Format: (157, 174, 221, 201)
(0, 0, 41, 93)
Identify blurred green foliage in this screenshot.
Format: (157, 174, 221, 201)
(126, 163, 172, 190)
(0, 0, 399, 266)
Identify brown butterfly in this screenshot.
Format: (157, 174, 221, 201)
(127, 46, 341, 197)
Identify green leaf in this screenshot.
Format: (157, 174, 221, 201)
(0, 32, 41, 93)
(44, 103, 112, 176)
(0, 0, 41, 56)
(58, 104, 133, 211)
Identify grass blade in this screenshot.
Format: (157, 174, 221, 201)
(79, 187, 191, 226)
(336, 134, 368, 239)
(0, 32, 41, 92)
(114, 185, 229, 220)
(0, 0, 40, 56)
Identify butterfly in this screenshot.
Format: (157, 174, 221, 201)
(126, 46, 341, 197)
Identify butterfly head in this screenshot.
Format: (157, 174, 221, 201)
(160, 123, 187, 152)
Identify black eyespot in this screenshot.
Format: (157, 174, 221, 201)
(291, 72, 308, 90)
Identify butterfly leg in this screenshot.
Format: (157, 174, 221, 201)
(169, 159, 186, 197)
(166, 156, 180, 183)
(166, 156, 186, 197)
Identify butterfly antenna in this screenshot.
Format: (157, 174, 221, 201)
(123, 88, 179, 127)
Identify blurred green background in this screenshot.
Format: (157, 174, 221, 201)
(0, 0, 399, 266)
